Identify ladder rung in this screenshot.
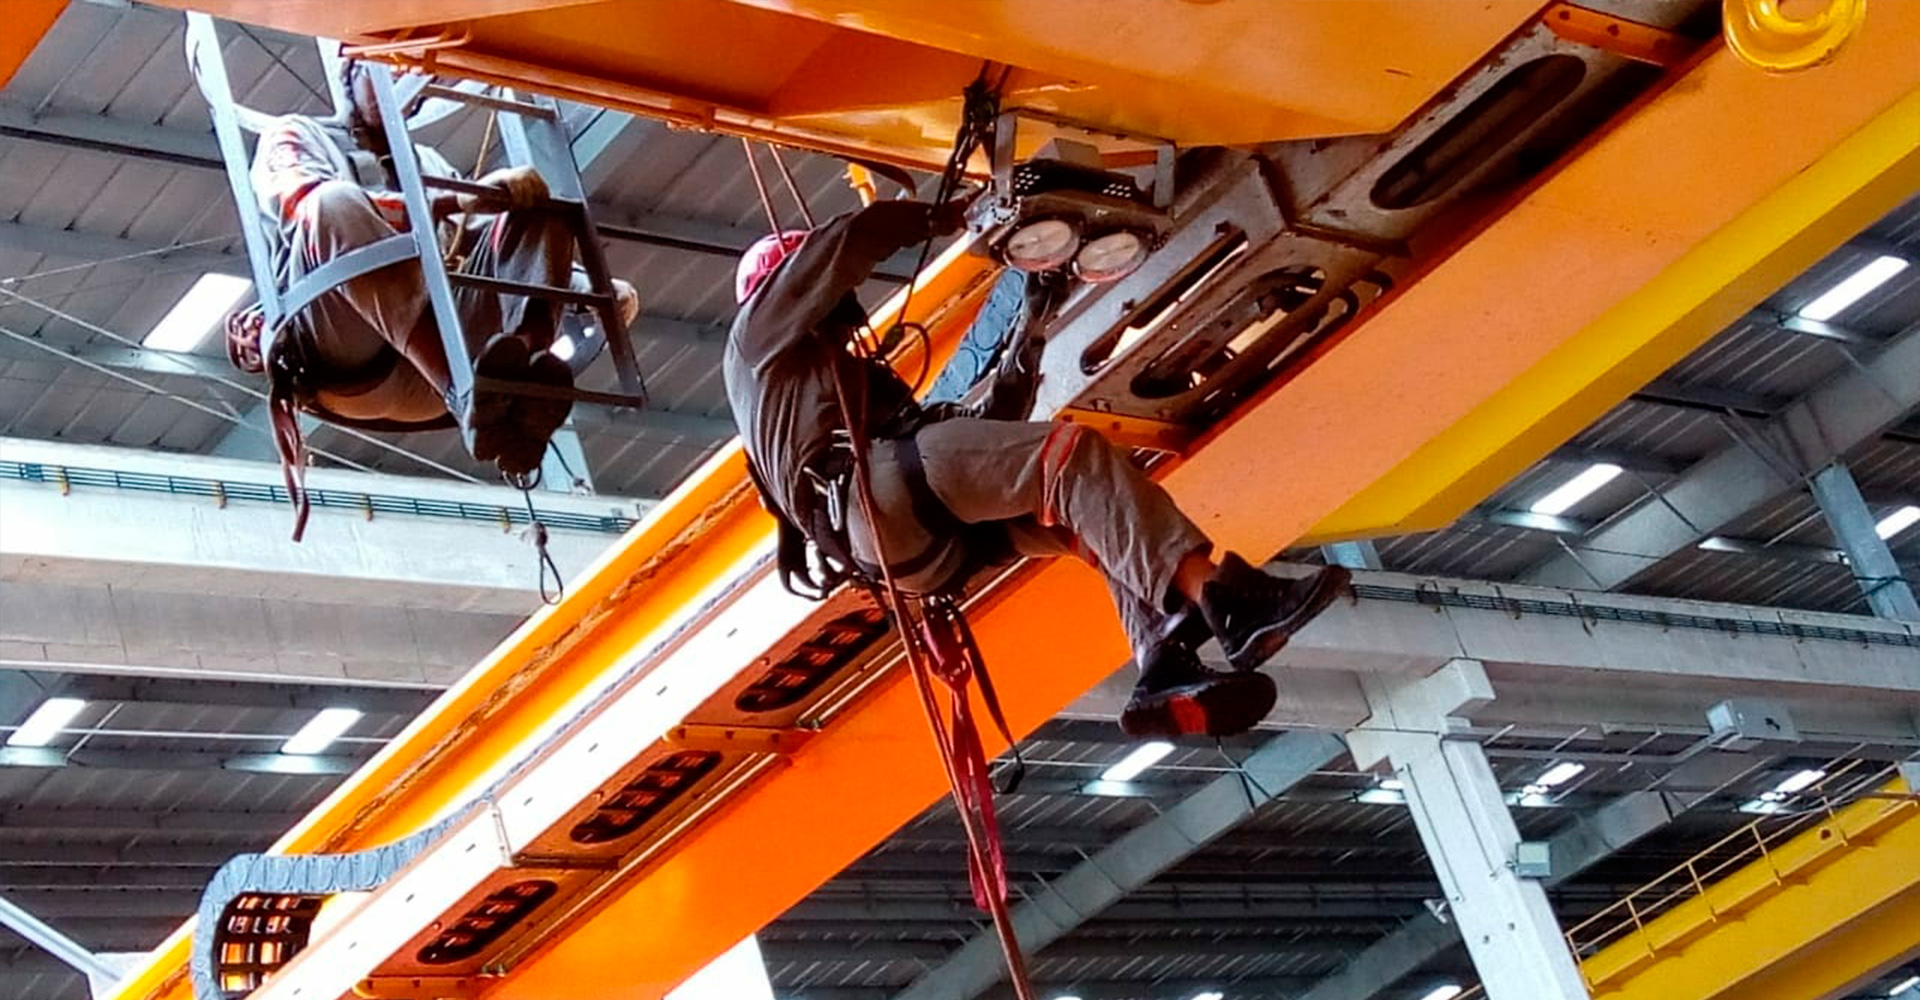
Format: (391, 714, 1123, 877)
(422, 176, 584, 213)
(418, 84, 556, 121)
(472, 376, 646, 410)
(448, 273, 616, 308)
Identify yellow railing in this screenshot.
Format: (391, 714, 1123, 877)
(1452, 758, 1914, 1000)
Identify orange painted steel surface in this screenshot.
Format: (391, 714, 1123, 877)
(1172, 1, 1920, 550)
(1, 0, 67, 89)
(150, 0, 1543, 170)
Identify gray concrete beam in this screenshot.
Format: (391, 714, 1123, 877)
(1, 436, 641, 617)
(1525, 319, 1920, 591)
(1064, 568, 1920, 740)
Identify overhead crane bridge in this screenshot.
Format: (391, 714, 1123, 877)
(22, 1, 1912, 999)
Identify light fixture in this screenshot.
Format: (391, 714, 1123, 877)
(1074, 230, 1150, 283)
(1051, 995, 1085, 1000)
(1002, 218, 1080, 272)
(6, 697, 87, 748)
(143, 272, 253, 352)
(1888, 973, 1919, 996)
(1758, 767, 1826, 803)
(550, 335, 576, 362)
(1530, 462, 1623, 516)
(1415, 985, 1464, 1000)
(1798, 254, 1909, 321)
(281, 707, 363, 756)
(1189, 992, 1225, 1000)
(1875, 505, 1920, 540)
(1520, 760, 1582, 798)
(1100, 740, 1175, 783)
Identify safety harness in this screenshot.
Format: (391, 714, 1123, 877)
(741, 79, 1038, 996)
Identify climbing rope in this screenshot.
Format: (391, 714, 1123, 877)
(739, 72, 1036, 997)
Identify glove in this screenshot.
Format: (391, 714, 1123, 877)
(460, 165, 548, 213)
(929, 196, 970, 237)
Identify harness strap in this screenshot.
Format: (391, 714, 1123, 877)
(266, 357, 311, 542)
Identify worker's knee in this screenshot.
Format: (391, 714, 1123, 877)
(301, 179, 379, 225)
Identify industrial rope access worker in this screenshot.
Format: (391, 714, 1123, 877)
(223, 59, 638, 509)
(725, 198, 1351, 739)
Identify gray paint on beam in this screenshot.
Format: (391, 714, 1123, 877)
(0, 746, 360, 775)
(890, 731, 1347, 1000)
(1809, 463, 1920, 619)
(1524, 319, 1920, 591)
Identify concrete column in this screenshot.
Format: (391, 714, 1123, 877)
(1809, 463, 1919, 620)
(1347, 659, 1589, 1000)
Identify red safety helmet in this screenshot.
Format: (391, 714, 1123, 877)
(735, 229, 809, 304)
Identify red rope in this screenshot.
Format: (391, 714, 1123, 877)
(826, 364, 1037, 1000)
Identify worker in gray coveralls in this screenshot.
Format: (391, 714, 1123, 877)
(724, 198, 1351, 738)
(223, 59, 638, 481)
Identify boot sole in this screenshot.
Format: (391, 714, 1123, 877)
(468, 336, 531, 464)
(1119, 672, 1278, 739)
(497, 353, 575, 477)
(1224, 565, 1351, 671)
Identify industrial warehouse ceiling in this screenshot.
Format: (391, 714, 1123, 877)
(2, 3, 1918, 1000)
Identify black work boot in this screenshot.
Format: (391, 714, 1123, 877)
(495, 349, 575, 479)
(1118, 641, 1278, 739)
(1200, 553, 1351, 672)
(455, 333, 532, 464)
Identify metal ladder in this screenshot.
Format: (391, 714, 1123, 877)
(184, 13, 648, 447)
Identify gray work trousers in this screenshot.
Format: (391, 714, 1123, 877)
(289, 179, 570, 424)
(846, 418, 1211, 664)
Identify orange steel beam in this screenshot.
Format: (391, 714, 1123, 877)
(149, 0, 1542, 172)
(1176, 6, 1920, 550)
(108, 7, 1920, 1000)
(1, 0, 67, 89)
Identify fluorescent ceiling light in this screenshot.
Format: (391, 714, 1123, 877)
(6, 697, 87, 748)
(281, 707, 363, 755)
(1530, 463, 1622, 516)
(1415, 986, 1464, 1000)
(1536, 761, 1586, 788)
(1889, 974, 1919, 996)
(1799, 254, 1909, 321)
(1875, 505, 1920, 540)
(1101, 741, 1175, 783)
(1768, 768, 1826, 797)
(1189, 992, 1225, 1000)
(143, 272, 252, 352)
(1051, 996, 1085, 1000)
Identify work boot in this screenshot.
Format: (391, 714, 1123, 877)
(1201, 553, 1351, 672)
(452, 333, 532, 464)
(495, 349, 575, 479)
(1118, 641, 1278, 739)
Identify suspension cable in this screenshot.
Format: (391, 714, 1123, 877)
(764, 143, 817, 230)
(739, 138, 786, 235)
